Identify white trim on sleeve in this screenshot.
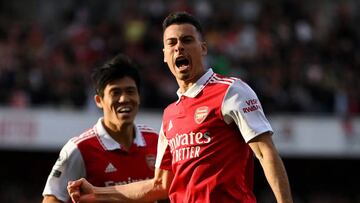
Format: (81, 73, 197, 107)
(221, 79, 273, 142)
(155, 123, 169, 168)
(42, 140, 85, 202)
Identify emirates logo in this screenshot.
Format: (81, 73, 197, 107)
(194, 106, 209, 124)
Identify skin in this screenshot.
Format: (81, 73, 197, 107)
(42, 195, 63, 203)
(67, 23, 293, 203)
(95, 76, 140, 150)
(248, 133, 293, 203)
(163, 24, 208, 93)
(43, 76, 140, 203)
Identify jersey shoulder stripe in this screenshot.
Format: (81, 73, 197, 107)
(71, 128, 97, 144)
(210, 74, 236, 86)
(137, 124, 158, 135)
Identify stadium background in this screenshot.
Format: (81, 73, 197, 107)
(0, 0, 359, 202)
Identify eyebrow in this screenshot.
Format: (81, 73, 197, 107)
(109, 85, 137, 91)
(165, 35, 195, 42)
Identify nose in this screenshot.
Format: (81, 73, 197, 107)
(175, 41, 184, 52)
(118, 94, 130, 103)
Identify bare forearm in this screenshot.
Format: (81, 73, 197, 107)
(92, 179, 167, 203)
(249, 134, 293, 203)
(260, 153, 293, 203)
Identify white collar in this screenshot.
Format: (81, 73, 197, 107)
(95, 118, 146, 150)
(176, 68, 214, 102)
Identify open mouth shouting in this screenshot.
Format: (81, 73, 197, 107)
(175, 56, 190, 71)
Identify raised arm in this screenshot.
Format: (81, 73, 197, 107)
(248, 132, 293, 203)
(68, 168, 173, 203)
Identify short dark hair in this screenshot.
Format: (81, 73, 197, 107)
(92, 54, 141, 97)
(162, 11, 204, 39)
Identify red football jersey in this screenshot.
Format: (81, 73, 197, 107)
(156, 69, 273, 203)
(43, 118, 158, 202)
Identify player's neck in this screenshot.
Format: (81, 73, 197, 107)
(104, 122, 135, 151)
(178, 81, 194, 94)
(177, 69, 206, 93)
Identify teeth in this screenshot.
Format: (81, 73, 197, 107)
(118, 107, 131, 112)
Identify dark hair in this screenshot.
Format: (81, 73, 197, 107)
(92, 54, 141, 97)
(162, 11, 204, 39)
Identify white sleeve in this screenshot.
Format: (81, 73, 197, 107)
(42, 139, 86, 202)
(222, 79, 273, 142)
(155, 123, 169, 169)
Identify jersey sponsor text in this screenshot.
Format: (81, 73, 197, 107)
(243, 99, 262, 113)
(168, 131, 211, 163)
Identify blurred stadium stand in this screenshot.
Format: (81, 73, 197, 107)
(0, 0, 359, 202)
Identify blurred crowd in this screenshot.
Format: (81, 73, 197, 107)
(0, 0, 359, 116)
(1, 1, 360, 203)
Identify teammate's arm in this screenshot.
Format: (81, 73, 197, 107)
(248, 132, 293, 203)
(68, 168, 173, 203)
(42, 195, 64, 203)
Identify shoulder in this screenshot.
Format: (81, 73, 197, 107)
(209, 73, 237, 86)
(137, 124, 158, 136)
(208, 73, 256, 99)
(222, 76, 256, 97)
(137, 124, 159, 147)
(211, 73, 253, 91)
(221, 76, 259, 114)
(208, 73, 251, 98)
(69, 127, 98, 145)
(164, 103, 176, 116)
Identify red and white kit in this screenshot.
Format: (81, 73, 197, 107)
(43, 118, 158, 202)
(155, 68, 273, 203)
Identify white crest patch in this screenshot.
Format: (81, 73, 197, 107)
(55, 150, 68, 167)
(194, 106, 209, 124)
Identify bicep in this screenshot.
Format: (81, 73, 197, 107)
(42, 195, 64, 203)
(248, 132, 278, 161)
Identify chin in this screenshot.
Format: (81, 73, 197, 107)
(117, 120, 134, 127)
(178, 74, 191, 81)
(116, 115, 134, 122)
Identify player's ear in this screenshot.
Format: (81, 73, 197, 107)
(163, 48, 167, 63)
(94, 95, 103, 109)
(201, 42, 207, 56)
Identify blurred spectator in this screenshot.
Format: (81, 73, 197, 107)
(0, 0, 359, 115)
